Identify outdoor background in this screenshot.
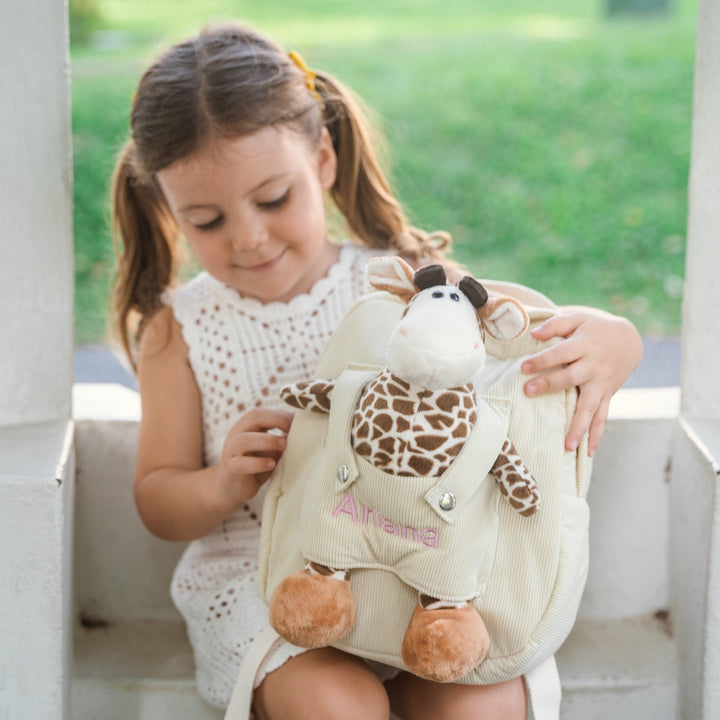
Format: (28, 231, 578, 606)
(71, 0, 697, 345)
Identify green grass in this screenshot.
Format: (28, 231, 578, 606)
(71, 0, 696, 342)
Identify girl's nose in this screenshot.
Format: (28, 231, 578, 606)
(230, 217, 268, 251)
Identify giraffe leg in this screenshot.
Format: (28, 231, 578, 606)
(269, 562, 356, 648)
(401, 595, 489, 683)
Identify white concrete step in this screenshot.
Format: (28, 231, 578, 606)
(70, 384, 681, 719)
(557, 614, 676, 719)
(72, 614, 675, 720)
(73, 620, 222, 720)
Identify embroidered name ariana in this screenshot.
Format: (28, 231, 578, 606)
(332, 491, 440, 549)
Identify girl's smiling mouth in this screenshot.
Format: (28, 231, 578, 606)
(237, 248, 288, 272)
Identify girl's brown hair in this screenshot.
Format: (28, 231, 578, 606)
(112, 22, 451, 366)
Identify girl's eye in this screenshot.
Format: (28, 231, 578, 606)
(195, 216, 224, 231)
(258, 190, 290, 211)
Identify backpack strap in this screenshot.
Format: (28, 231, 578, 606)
(224, 624, 281, 720)
(524, 654, 561, 720)
(323, 367, 380, 490)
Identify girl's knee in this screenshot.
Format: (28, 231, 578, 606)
(315, 665, 390, 720)
(254, 648, 389, 720)
(387, 673, 526, 720)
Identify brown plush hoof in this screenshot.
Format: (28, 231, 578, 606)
(269, 570, 356, 648)
(401, 603, 490, 682)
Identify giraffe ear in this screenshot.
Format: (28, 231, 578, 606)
(480, 296, 529, 341)
(367, 256, 417, 304)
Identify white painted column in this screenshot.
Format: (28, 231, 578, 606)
(681, 0, 720, 417)
(671, 0, 720, 717)
(0, 0, 74, 426)
(0, 1, 75, 719)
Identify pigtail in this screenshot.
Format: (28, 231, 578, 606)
(315, 73, 453, 267)
(110, 141, 183, 369)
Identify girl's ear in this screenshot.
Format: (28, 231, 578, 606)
(317, 127, 337, 190)
(367, 255, 417, 303)
(480, 296, 529, 341)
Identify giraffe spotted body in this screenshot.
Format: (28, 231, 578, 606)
(351, 369, 477, 477)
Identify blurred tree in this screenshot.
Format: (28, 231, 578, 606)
(69, 0, 103, 46)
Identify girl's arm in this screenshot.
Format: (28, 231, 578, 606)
(520, 307, 643, 457)
(133, 307, 292, 541)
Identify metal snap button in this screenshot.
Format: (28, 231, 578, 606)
(337, 464, 350, 483)
(438, 492, 456, 511)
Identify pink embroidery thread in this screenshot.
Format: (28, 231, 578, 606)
(331, 491, 440, 549)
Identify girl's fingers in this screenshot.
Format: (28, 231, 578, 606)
(564, 406, 591, 453)
(227, 453, 278, 477)
(587, 398, 610, 457)
(524, 357, 591, 397)
(522, 340, 582, 376)
(564, 384, 603, 453)
(530, 314, 585, 341)
(232, 408, 294, 434)
(226, 430, 287, 457)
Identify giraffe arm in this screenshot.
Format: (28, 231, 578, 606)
(490, 439, 540, 517)
(279, 379, 335, 414)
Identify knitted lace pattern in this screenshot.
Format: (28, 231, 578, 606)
(165, 243, 381, 708)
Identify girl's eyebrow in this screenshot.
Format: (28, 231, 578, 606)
(178, 173, 289, 213)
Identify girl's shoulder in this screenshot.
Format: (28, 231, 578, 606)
(137, 304, 188, 368)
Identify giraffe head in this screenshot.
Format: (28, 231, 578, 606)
(367, 256, 529, 390)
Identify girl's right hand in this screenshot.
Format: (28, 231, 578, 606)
(214, 408, 294, 513)
(133, 307, 293, 540)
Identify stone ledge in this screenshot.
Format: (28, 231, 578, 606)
(73, 614, 675, 720)
(608, 386, 680, 420)
(72, 383, 681, 424)
(0, 419, 74, 482)
(73, 383, 140, 422)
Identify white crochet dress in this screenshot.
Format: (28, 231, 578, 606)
(165, 243, 381, 709)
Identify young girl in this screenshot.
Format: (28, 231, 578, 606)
(111, 22, 642, 720)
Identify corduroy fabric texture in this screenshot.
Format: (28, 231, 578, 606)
(258, 285, 591, 685)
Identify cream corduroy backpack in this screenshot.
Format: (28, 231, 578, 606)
(226, 259, 591, 720)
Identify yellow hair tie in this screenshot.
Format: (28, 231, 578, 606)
(288, 50, 323, 104)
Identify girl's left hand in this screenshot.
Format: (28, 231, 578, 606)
(520, 309, 643, 457)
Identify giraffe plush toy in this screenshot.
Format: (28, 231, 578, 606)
(269, 256, 540, 683)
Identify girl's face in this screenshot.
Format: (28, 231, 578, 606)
(157, 126, 338, 304)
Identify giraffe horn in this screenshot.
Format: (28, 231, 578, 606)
(458, 276, 489, 309)
(413, 264, 447, 290)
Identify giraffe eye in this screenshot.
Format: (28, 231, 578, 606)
(432, 290, 444, 299)
(449, 292, 460, 302)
